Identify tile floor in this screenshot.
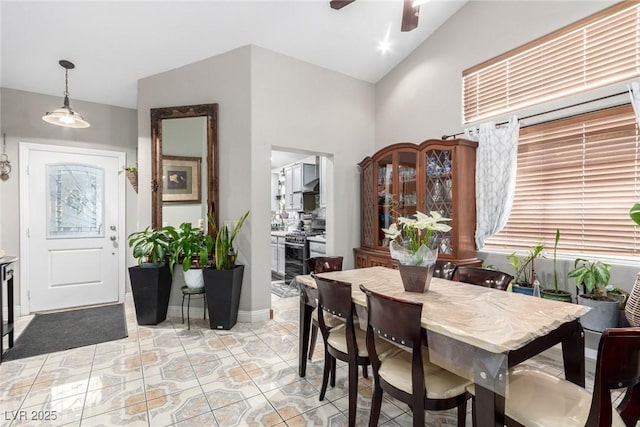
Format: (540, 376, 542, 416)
(0, 293, 618, 427)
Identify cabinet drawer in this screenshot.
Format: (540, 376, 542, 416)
(309, 241, 326, 254)
(271, 235, 278, 244)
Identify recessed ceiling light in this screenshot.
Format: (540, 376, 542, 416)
(378, 27, 392, 54)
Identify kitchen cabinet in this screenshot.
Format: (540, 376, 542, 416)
(319, 156, 327, 209)
(354, 139, 480, 268)
(284, 162, 318, 211)
(271, 233, 286, 277)
(308, 237, 326, 259)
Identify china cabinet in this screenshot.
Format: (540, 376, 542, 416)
(354, 139, 480, 268)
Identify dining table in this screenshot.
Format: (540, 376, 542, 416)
(295, 266, 590, 427)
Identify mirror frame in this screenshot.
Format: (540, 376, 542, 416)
(150, 103, 219, 236)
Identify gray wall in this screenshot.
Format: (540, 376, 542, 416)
(137, 45, 374, 321)
(0, 87, 138, 314)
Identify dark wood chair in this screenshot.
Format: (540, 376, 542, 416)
(314, 275, 393, 427)
(305, 256, 344, 361)
(433, 260, 458, 280)
(359, 284, 471, 427)
(454, 266, 513, 291)
(467, 327, 640, 426)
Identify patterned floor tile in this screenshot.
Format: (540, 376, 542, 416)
(201, 371, 262, 410)
(190, 355, 242, 386)
(212, 394, 283, 427)
(144, 371, 201, 400)
(147, 385, 211, 427)
(80, 400, 148, 426)
(283, 402, 346, 427)
(87, 367, 143, 392)
(82, 378, 146, 419)
(264, 379, 323, 420)
(170, 411, 218, 427)
(245, 361, 300, 393)
(13, 393, 85, 426)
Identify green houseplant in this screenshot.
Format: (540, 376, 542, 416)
(569, 258, 618, 331)
(127, 226, 174, 325)
(507, 242, 544, 295)
(165, 222, 213, 289)
(203, 210, 250, 329)
(540, 229, 573, 302)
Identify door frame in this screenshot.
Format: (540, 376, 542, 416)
(19, 142, 127, 315)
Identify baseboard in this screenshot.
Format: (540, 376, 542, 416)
(3, 305, 22, 318)
(238, 308, 270, 323)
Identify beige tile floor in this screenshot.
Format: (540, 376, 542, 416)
(0, 293, 616, 427)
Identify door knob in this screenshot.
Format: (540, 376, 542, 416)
(110, 225, 116, 231)
(110, 236, 117, 241)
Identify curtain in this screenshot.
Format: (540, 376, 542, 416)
(465, 116, 519, 249)
(629, 81, 640, 126)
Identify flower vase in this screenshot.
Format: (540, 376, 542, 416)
(390, 241, 438, 293)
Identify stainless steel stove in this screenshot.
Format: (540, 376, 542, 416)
(284, 230, 324, 280)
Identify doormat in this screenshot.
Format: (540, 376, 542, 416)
(3, 304, 128, 362)
(271, 280, 300, 298)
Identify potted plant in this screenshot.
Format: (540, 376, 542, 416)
(507, 242, 544, 296)
(382, 210, 452, 292)
(540, 229, 573, 302)
(568, 258, 618, 332)
(119, 165, 138, 193)
(165, 222, 213, 289)
(203, 210, 250, 330)
(127, 226, 173, 325)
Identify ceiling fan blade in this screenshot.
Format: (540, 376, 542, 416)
(330, 0, 356, 10)
(401, 0, 419, 32)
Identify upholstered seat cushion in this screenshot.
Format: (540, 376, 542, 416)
(377, 347, 471, 399)
(503, 366, 626, 427)
(313, 308, 346, 328)
(327, 324, 393, 358)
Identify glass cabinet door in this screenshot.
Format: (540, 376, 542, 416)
(376, 154, 393, 247)
(397, 150, 417, 220)
(424, 149, 453, 255)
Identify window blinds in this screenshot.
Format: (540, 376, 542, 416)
(463, 2, 640, 124)
(485, 105, 640, 256)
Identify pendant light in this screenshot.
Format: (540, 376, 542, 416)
(42, 60, 90, 128)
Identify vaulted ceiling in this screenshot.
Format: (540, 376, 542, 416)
(1, 0, 467, 109)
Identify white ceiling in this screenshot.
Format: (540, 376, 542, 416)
(1, 0, 467, 109)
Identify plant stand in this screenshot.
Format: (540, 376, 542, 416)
(203, 265, 244, 330)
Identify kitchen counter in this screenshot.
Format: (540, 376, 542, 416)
(271, 230, 287, 237)
(307, 235, 326, 243)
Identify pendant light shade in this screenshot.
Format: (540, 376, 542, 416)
(42, 60, 90, 128)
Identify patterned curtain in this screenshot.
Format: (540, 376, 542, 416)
(629, 81, 640, 126)
(465, 116, 519, 249)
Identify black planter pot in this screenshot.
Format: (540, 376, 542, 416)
(203, 265, 244, 330)
(128, 264, 172, 325)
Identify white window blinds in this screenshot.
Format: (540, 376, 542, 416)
(463, 2, 640, 124)
(485, 104, 640, 256)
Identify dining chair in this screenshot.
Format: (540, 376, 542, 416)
(359, 284, 471, 427)
(467, 327, 640, 427)
(454, 266, 513, 291)
(433, 260, 458, 280)
(305, 256, 344, 361)
(314, 275, 393, 427)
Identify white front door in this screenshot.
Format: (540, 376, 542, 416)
(20, 143, 125, 313)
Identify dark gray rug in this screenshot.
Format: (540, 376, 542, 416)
(4, 304, 128, 361)
(271, 280, 300, 298)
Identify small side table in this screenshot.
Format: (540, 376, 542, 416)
(1, 256, 18, 363)
(181, 286, 206, 330)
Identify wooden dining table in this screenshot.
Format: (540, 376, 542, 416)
(295, 266, 590, 427)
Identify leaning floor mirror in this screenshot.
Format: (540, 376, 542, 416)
(150, 104, 219, 236)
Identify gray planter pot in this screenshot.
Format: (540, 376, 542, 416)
(203, 265, 244, 330)
(577, 294, 619, 332)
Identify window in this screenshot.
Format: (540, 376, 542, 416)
(463, 2, 640, 123)
(485, 104, 640, 256)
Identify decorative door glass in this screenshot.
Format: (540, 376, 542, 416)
(47, 163, 104, 238)
(425, 149, 453, 254)
(377, 154, 393, 247)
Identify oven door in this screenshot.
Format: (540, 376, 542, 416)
(285, 242, 306, 282)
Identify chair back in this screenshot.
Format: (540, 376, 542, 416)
(433, 260, 458, 281)
(306, 256, 344, 274)
(588, 327, 640, 426)
(313, 274, 358, 350)
(454, 266, 513, 291)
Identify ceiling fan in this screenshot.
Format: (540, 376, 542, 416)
(330, 0, 420, 32)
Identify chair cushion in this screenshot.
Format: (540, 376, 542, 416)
(327, 325, 394, 358)
(470, 366, 626, 427)
(377, 347, 470, 399)
(313, 308, 345, 329)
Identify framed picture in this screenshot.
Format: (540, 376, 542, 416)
(162, 155, 202, 203)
